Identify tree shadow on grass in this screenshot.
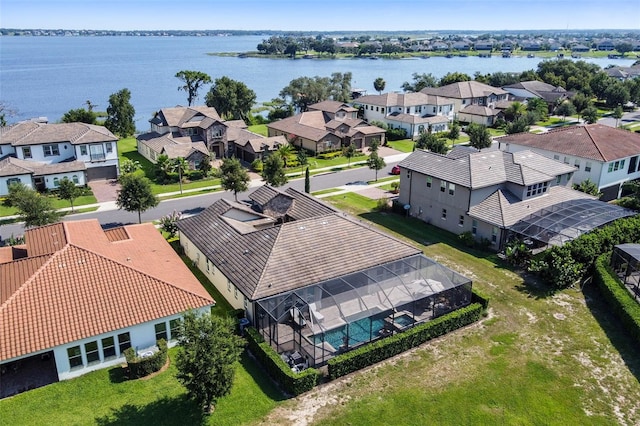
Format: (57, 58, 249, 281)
(95, 394, 206, 426)
(239, 352, 287, 402)
(513, 271, 558, 300)
(107, 365, 127, 384)
(582, 282, 640, 383)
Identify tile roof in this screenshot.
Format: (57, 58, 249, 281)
(459, 105, 500, 117)
(399, 148, 575, 189)
(386, 113, 449, 125)
(500, 124, 640, 162)
(177, 188, 416, 300)
(0, 157, 86, 178)
(267, 111, 332, 142)
(356, 92, 452, 107)
(0, 220, 213, 361)
(420, 81, 507, 99)
(243, 135, 287, 153)
(156, 106, 221, 127)
(308, 100, 358, 114)
(1, 122, 117, 146)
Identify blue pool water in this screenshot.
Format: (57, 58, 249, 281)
(394, 314, 415, 327)
(314, 317, 385, 349)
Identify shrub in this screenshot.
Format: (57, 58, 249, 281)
(251, 159, 264, 173)
(327, 303, 483, 380)
(245, 327, 320, 396)
(386, 127, 407, 141)
(593, 253, 640, 343)
(317, 151, 342, 160)
(458, 231, 475, 248)
(187, 170, 204, 181)
(123, 339, 168, 379)
(375, 198, 391, 212)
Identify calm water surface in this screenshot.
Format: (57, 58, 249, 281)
(0, 36, 633, 130)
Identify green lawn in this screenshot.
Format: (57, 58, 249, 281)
(386, 139, 415, 153)
(247, 124, 268, 137)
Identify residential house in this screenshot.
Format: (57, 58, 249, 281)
(420, 81, 509, 124)
(0, 121, 119, 195)
(396, 146, 633, 250)
(267, 104, 385, 153)
(0, 219, 214, 398)
(571, 44, 590, 53)
(502, 81, 570, 104)
(604, 64, 640, 81)
(474, 41, 493, 51)
(233, 135, 288, 163)
(597, 39, 616, 51)
(177, 186, 473, 366)
(499, 124, 640, 200)
(354, 92, 453, 138)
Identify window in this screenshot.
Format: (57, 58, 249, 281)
(621, 159, 626, 169)
(22, 147, 32, 159)
(556, 175, 561, 184)
(169, 318, 182, 340)
(53, 177, 60, 187)
(491, 227, 498, 244)
(102, 336, 116, 359)
(85, 341, 100, 364)
(106, 142, 113, 153)
(433, 107, 437, 113)
(206, 259, 210, 272)
(609, 160, 623, 173)
(440, 181, 446, 192)
(7, 177, 21, 186)
(458, 215, 464, 226)
(553, 155, 560, 161)
(234, 287, 238, 299)
(67, 346, 83, 369)
(72, 174, 79, 184)
(449, 183, 455, 196)
(376, 106, 379, 112)
(195, 252, 200, 265)
(155, 322, 167, 341)
(527, 181, 549, 196)
(426, 176, 432, 188)
(406, 108, 410, 114)
(441, 208, 447, 220)
(43, 144, 60, 157)
(381, 108, 385, 114)
(472, 220, 478, 235)
(563, 156, 570, 164)
(629, 156, 638, 174)
(566, 172, 573, 182)
(574, 159, 580, 169)
(117, 332, 131, 353)
(244, 298, 249, 310)
(227, 280, 231, 292)
(585, 162, 592, 172)
(80, 145, 88, 155)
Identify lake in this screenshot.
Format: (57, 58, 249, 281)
(0, 35, 634, 130)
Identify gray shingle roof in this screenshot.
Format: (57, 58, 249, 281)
(177, 189, 417, 300)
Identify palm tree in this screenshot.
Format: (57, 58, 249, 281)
(172, 157, 190, 194)
(275, 143, 294, 168)
(505, 101, 526, 121)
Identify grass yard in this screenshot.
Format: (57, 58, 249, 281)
(386, 139, 415, 153)
(265, 193, 640, 425)
(247, 124, 268, 137)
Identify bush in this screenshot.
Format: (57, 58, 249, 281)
(386, 127, 407, 141)
(593, 253, 640, 343)
(375, 198, 391, 212)
(327, 303, 484, 380)
(458, 231, 475, 248)
(317, 151, 342, 160)
(245, 327, 320, 396)
(251, 159, 264, 173)
(123, 339, 168, 379)
(187, 170, 204, 181)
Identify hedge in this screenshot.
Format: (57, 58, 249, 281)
(471, 287, 490, 311)
(245, 327, 320, 396)
(123, 339, 168, 379)
(327, 302, 484, 380)
(593, 253, 640, 343)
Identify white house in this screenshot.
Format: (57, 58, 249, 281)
(0, 121, 119, 195)
(498, 124, 640, 201)
(0, 220, 214, 398)
(421, 81, 509, 122)
(354, 92, 454, 138)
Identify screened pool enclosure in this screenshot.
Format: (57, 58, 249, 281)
(255, 254, 472, 367)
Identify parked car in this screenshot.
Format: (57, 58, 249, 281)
(390, 165, 401, 175)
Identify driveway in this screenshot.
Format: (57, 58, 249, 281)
(88, 179, 120, 203)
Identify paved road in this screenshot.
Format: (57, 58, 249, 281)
(598, 110, 640, 128)
(0, 159, 404, 238)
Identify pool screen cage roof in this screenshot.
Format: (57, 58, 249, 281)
(509, 199, 636, 247)
(255, 254, 472, 335)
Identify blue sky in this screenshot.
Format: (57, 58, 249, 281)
(1, 0, 639, 31)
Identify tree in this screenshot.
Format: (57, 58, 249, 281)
(205, 76, 256, 121)
(172, 157, 189, 195)
(61, 108, 97, 124)
(526, 97, 548, 121)
(280, 76, 329, 112)
(504, 101, 526, 121)
(615, 42, 634, 57)
(263, 154, 288, 187)
(219, 157, 250, 202)
(175, 70, 212, 106)
(0, 101, 17, 127)
(570, 92, 592, 113)
(416, 132, 448, 154)
(467, 123, 492, 150)
(603, 81, 630, 108)
(447, 123, 460, 142)
(121, 158, 142, 174)
(159, 210, 182, 238)
(504, 116, 531, 135)
(304, 167, 310, 194)
(329, 72, 352, 103)
(581, 105, 599, 124)
(105, 88, 135, 137)
(175, 311, 244, 414)
(439, 72, 471, 86)
(401, 72, 438, 92)
(284, 41, 298, 59)
(373, 77, 386, 94)
(612, 105, 624, 127)
(7, 183, 62, 227)
(367, 139, 386, 181)
(57, 177, 82, 212)
(296, 149, 308, 175)
(343, 143, 356, 167)
(573, 178, 601, 197)
(154, 154, 173, 183)
(198, 155, 213, 176)
(116, 173, 159, 224)
(275, 143, 294, 168)
(555, 101, 576, 122)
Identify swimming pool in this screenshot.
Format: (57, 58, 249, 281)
(314, 316, 385, 349)
(394, 314, 415, 327)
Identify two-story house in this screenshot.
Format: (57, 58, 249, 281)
(397, 146, 633, 250)
(354, 92, 453, 138)
(0, 121, 119, 195)
(420, 81, 509, 126)
(267, 101, 385, 153)
(502, 81, 570, 104)
(498, 124, 640, 201)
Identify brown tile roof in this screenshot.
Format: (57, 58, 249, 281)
(1, 122, 117, 146)
(177, 188, 416, 300)
(243, 135, 287, 153)
(308, 100, 358, 114)
(0, 157, 86, 178)
(421, 81, 507, 99)
(267, 111, 332, 142)
(0, 157, 34, 177)
(500, 124, 640, 162)
(156, 106, 221, 127)
(0, 220, 213, 362)
(356, 92, 452, 107)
